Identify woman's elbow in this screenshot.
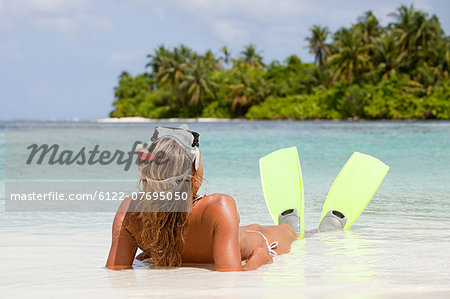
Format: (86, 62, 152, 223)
(106, 264, 133, 270)
(215, 265, 243, 272)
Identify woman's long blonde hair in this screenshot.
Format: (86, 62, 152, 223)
(133, 137, 197, 268)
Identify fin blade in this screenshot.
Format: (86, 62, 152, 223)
(259, 147, 305, 234)
(319, 152, 389, 229)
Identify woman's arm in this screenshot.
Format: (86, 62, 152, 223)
(242, 247, 273, 271)
(106, 201, 138, 270)
(208, 195, 272, 271)
(209, 195, 242, 271)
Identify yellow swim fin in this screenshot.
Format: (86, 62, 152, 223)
(319, 152, 389, 230)
(259, 147, 305, 235)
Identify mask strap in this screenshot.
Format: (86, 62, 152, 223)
(192, 148, 200, 170)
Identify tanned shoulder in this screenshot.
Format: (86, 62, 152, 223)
(202, 193, 240, 229)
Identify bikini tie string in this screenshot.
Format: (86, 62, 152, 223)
(268, 241, 279, 257)
(246, 230, 279, 257)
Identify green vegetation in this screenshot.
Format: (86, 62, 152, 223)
(110, 5, 450, 120)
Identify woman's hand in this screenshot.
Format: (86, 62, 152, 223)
(135, 251, 151, 261)
(208, 195, 274, 271)
(242, 247, 273, 271)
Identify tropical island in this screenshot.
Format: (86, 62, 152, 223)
(110, 5, 449, 120)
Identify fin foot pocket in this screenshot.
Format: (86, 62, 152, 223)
(318, 210, 347, 232)
(279, 209, 300, 235)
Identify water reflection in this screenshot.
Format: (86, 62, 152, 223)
(298, 230, 384, 283)
(262, 239, 307, 287)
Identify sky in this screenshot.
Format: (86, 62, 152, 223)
(0, 0, 448, 120)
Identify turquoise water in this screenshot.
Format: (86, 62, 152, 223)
(1, 121, 450, 297)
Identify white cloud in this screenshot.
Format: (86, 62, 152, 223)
(153, 6, 166, 21)
(83, 15, 115, 32)
(212, 20, 248, 45)
(7, 0, 87, 15)
(411, 0, 433, 13)
(164, 0, 312, 24)
(135, 0, 316, 45)
(115, 0, 449, 65)
(0, 39, 18, 51)
(0, 39, 21, 58)
(111, 51, 139, 63)
(0, 0, 114, 34)
(32, 16, 78, 33)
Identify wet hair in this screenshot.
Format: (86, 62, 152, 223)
(133, 138, 197, 268)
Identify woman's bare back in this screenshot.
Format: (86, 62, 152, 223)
(107, 193, 297, 271)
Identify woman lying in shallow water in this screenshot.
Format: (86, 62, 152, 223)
(106, 125, 298, 271)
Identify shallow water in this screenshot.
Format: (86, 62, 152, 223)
(1, 121, 450, 298)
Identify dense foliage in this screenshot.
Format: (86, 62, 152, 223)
(110, 5, 449, 120)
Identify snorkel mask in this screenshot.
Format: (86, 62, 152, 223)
(134, 124, 200, 211)
(150, 124, 200, 170)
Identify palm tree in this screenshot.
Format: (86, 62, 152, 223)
(203, 50, 219, 71)
(356, 10, 383, 74)
(285, 55, 302, 71)
(437, 37, 450, 80)
(356, 11, 383, 44)
(374, 33, 407, 81)
(146, 45, 170, 77)
(353, 12, 384, 77)
(311, 67, 333, 89)
(239, 44, 264, 68)
(415, 15, 444, 64)
(389, 5, 417, 54)
(180, 59, 217, 108)
(327, 28, 369, 85)
(152, 48, 190, 107)
(305, 25, 331, 68)
(156, 53, 185, 87)
(220, 46, 231, 67)
(389, 5, 445, 73)
(416, 61, 440, 91)
(178, 44, 195, 62)
(226, 64, 271, 114)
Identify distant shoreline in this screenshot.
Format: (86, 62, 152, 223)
(1, 117, 448, 123)
(88, 117, 249, 123)
(87, 116, 445, 123)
